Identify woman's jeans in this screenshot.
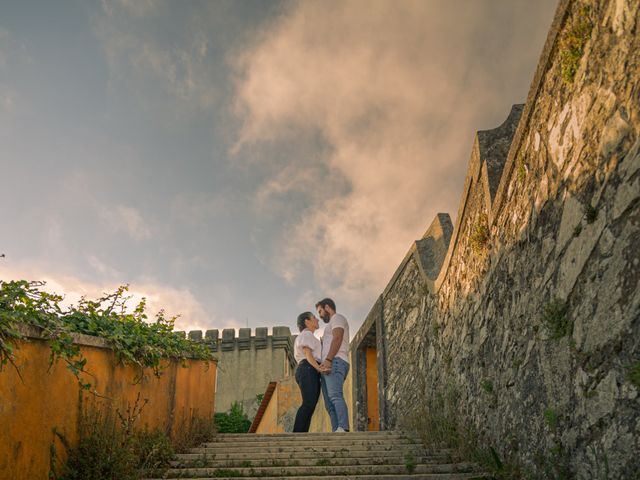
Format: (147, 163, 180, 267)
(293, 360, 321, 432)
(320, 357, 350, 432)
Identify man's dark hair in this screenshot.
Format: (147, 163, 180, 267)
(296, 312, 313, 332)
(316, 298, 336, 312)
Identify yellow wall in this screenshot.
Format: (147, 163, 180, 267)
(0, 333, 217, 480)
(255, 376, 300, 433)
(309, 351, 354, 433)
(255, 352, 354, 433)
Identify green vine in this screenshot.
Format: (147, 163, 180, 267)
(0, 280, 213, 390)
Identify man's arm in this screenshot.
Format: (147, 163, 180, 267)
(320, 327, 344, 371)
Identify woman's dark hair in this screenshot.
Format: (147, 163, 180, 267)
(297, 312, 313, 332)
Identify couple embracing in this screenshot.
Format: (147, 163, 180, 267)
(293, 298, 350, 433)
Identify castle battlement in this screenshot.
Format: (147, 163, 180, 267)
(175, 326, 293, 352)
(176, 326, 296, 414)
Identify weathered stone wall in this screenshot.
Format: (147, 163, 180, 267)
(357, 0, 640, 477)
(188, 326, 296, 416)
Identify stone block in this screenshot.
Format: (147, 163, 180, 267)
(188, 330, 202, 341)
(272, 326, 292, 349)
(205, 329, 219, 342)
(205, 329, 219, 351)
(221, 328, 236, 351)
(254, 327, 268, 348)
(238, 328, 251, 350)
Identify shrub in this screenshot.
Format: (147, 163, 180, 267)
(0, 280, 213, 389)
(58, 394, 177, 480)
(214, 401, 252, 433)
(626, 362, 640, 389)
(559, 5, 593, 84)
(131, 429, 174, 474)
(541, 299, 571, 340)
(173, 414, 218, 453)
(469, 214, 490, 254)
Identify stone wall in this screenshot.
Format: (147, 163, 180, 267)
(184, 327, 296, 416)
(354, 0, 639, 477)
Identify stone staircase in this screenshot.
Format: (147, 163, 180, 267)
(147, 431, 488, 479)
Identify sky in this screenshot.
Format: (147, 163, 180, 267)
(0, 0, 558, 337)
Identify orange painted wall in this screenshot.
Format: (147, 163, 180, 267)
(0, 334, 217, 480)
(255, 376, 300, 433)
(365, 347, 379, 431)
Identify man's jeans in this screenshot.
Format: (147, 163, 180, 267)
(320, 357, 350, 432)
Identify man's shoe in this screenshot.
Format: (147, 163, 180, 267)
(334, 427, 347, 433)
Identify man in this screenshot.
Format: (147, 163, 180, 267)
(316, 297, 350, 433)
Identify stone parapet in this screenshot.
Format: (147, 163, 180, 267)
(352, 0, 640, 476)
(181, 326, 293, 356)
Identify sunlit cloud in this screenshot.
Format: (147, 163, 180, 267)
(0, 264, 237, 333)
(233, 0, 555, 307)
(101, 205, 152, 241)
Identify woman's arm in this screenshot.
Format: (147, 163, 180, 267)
(303, 347, 322, 371)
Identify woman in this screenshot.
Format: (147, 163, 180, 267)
(293, 311, 323, 432)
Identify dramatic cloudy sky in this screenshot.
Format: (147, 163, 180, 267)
(0, 0, 557, 335)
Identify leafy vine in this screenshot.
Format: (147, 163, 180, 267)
(0, 280, 213, 390)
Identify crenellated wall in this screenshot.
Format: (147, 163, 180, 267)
(352, 0, 639, 477)
(182, 326, 296, 415)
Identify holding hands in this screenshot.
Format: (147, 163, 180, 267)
(318, 359, 332, 374)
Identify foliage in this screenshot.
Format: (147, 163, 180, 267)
(541, 299, 571, 340)
(58, 394, 173, 480)
(0, 280, 213, 389)
(130, 429, 175, 474)
(544, 408, 558, 431)
(469, 214, 490, 254)
(559, 5, 593, 84)
(626, 362, 640, 389)
(584, 204, 598, 224)
(173, 414, 218, 453)
(404, 452, 416, 473)
(573, 224, 582, 237)
(403, 381, 529, 480)
(517, 158, 527, 184)
(214, 401, 252, 433)
(480, 379, 494, 394)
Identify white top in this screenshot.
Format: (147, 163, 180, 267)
(294, 329, 322, 363)
(321, 313, 350, 363)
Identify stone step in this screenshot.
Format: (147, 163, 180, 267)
(181, 448, 452, 461)
(209, 432, 411, 441)
(147, 475, 487, 480)
(199, 439, 418, 449)
(171, 454, 453, 468)
(162, 462, 480, 478)
(188, 444, 428, 455)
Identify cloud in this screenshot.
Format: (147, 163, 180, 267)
(169, 192, 231, 227)
(101, 205, 152, 240)
(233, 0, 556, 306)
(87, 254, 122, 278)
(101, 0, 161, 18)
(0, 264, 225, 333)
(95, 3, 218, 110)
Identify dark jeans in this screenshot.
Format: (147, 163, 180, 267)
(293, 360, 321, 432)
